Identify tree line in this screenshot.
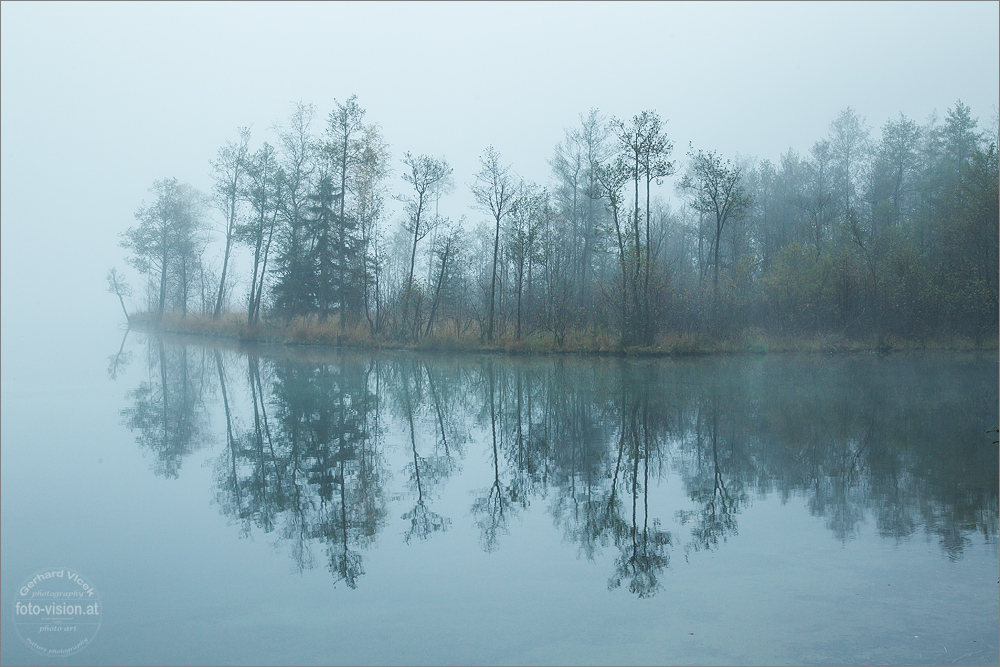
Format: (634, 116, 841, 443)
(115, 97, 999, 346)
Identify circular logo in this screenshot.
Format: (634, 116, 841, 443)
(11, 567, 102, 657)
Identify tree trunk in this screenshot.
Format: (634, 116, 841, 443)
(214, 198, 235, 319)
(117, 291, 130, 322)
(488, 214, 501, 342)
(181, 255, 188, 318)
(425, 244, 449, 339)
(644, 174, 653, 344)
(713, 220, 722, 310)
(516, 261, 523, 340)
(158, 231, 168, 322)
(248, 214, 264, 325)
(252, 208, 278, 324)
(404, 205, 422, 339)
(339, 135, 349, 329)
(633, 154, 643, 340)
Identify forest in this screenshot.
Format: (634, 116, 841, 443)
(113, 98, 999, 351)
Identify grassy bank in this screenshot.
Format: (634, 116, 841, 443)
(126, 312, 999, 356)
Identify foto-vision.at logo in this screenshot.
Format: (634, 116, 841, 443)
(12, 567, 102, 657)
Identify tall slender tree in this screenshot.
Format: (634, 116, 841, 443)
(350, 124, 392, 335)
(399, 152, 452, 339)
(121, 178, 205, 321)
(829, 108, 870, 222)
(272, 102, 318, 319)
(326, 96, 368, 326)
(242, 142, 281, 324)
(471, 146, 520, 341)
(680, 148, 752, 310)
(211, 127, 251, 318)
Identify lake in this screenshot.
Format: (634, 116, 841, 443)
(2, 328, 997, 666)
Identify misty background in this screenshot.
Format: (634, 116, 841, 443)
(2, 1, 998, 354)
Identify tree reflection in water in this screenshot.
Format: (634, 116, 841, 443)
(470, 362, 521, 553)
(120, 339, 213, 477)
(391, 359, 454, 543)
(118, 338, 999, 594)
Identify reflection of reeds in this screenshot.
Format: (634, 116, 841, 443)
(127, 311, 998, 356)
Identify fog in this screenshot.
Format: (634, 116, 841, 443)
(1, 1, 998, 349)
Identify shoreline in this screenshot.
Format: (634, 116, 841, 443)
(123, 313, 999, 357)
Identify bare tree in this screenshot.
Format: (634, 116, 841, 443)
(798, 139, 835, 257)
(471, 146, 520, 341)
(609, 112, 676, 343)
(875, 113, 921, 227)
(424, 218, 465, 338)
(211, 127, 251, 318)
(351, 124, 392, 335)
(829, 107, 870, 221)
(121, 178, 205, 321)
(679, 148, 753, 309)
(171, 184, 209, 317)
(271, 102, 318, 319)
(326, 96, 367, 326)
(637, 113, 675, 341)
(505, 183, 546, 339)
(595, 159, 633, 340)
(107, 267, 133, 322)
(399, 153, 452, 339)
(242, 142, 281, 324)
(425, 170, 456, 285)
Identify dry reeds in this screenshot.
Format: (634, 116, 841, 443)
(127, 311, 998, 356)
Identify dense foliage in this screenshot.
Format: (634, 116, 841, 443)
(118, 99, 999, 346)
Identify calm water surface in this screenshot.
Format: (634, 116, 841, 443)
(2, 328, 997, 665)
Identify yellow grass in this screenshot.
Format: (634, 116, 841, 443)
(127, 311, 998, 356)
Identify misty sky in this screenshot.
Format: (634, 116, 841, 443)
(1, 1, 998, 344)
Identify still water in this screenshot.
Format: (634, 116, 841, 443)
(2, 329, 997, 665)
